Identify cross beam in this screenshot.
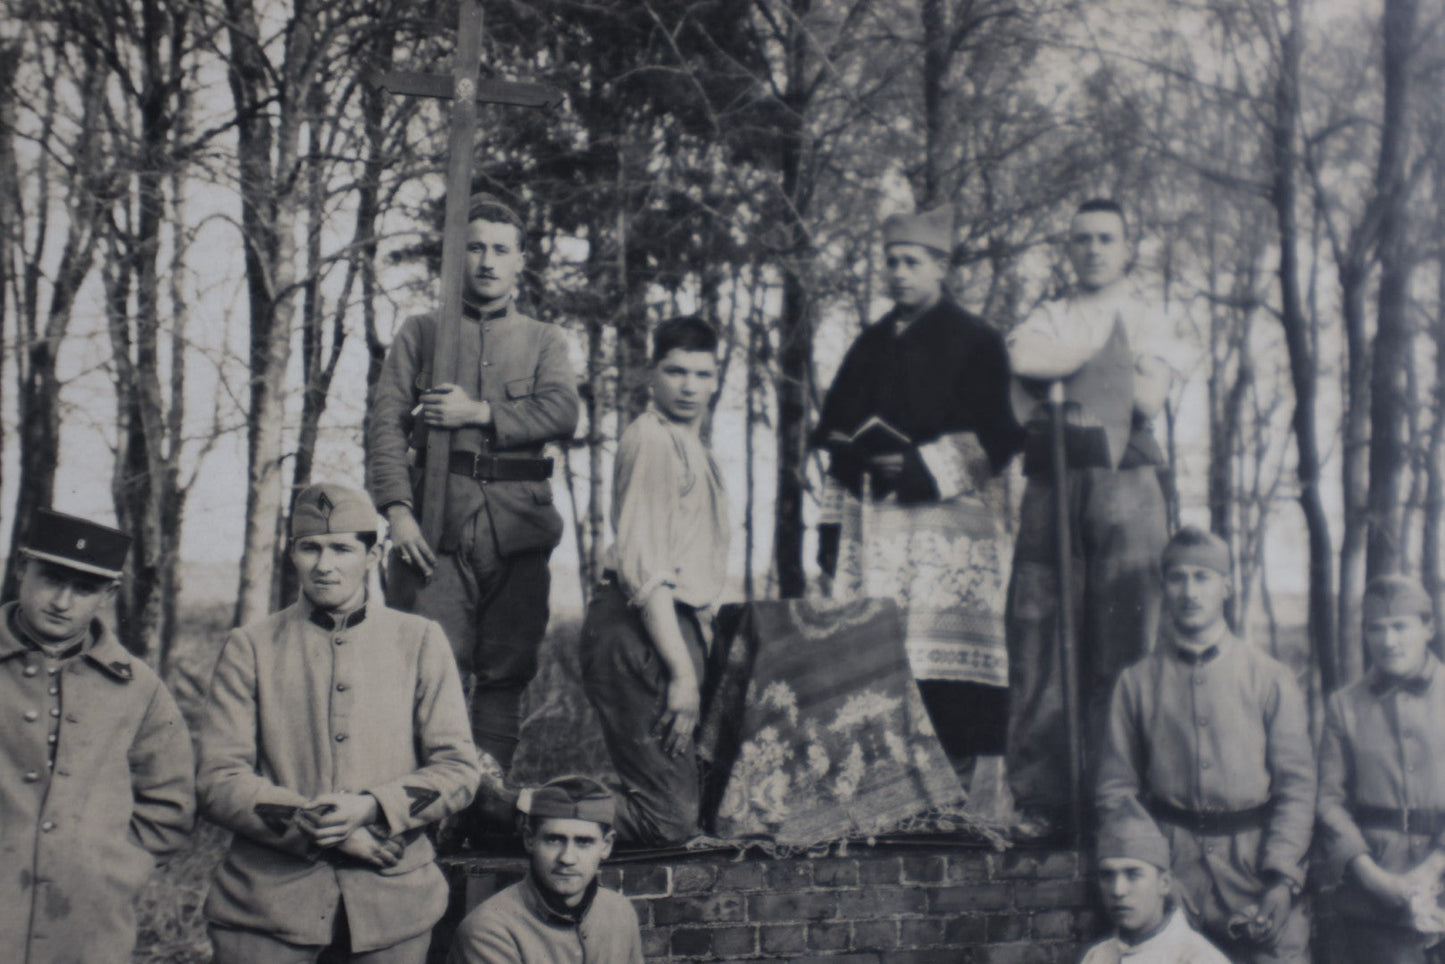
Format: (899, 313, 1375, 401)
(375, 0, 559, 551)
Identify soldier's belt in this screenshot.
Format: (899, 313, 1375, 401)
(1146, 797, 1272, 834)
(448, 451, 553, 482)
(1351, 805, 1445, 836)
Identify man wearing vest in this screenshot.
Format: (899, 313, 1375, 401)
(1317, 575, 1445, 962)
(1096, 527, 1315, 963)
(814, 205, 1023, 773)
(449, 775, 643, 964)
(1003, 198, 1182, 837)
(368, 193, 580, 795)
(198, 483, 480, 962)
(0, 509, 195, 964)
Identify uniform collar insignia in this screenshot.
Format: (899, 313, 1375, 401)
(1174, 644, 1220, 666)
(308, 605, 367, 631)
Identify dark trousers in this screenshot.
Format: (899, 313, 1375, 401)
(580, 581, 705, 847)
(387, 509, 551, 770)
(1004, 465, 1167, 818)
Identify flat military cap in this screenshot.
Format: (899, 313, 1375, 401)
(1363, 574, 1433, 622)
(882, 204, 954, 257)
(290, 482, 379, 538)
(524, 774, 616, 827)
(467, 191, 524, 232)
(1097, 815, 1170, 871)
(1161, 525, 1230, 576)
(22, 509, 131, 580)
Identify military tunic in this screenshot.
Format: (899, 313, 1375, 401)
(197, 599, 480, 953)
(1097, 631, 1316, 963)
(0, 602, 195, 964)
(1079, 907, 1232, 964)
(1318, 654, 1445, 962)
(449, 875, 643, 964)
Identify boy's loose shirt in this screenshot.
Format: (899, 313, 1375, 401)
(197, 484, 481, 956)
(0, 510, 195, 964)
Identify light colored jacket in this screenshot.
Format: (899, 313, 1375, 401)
(1079, 908, 1231, 964)
(197, 599, 480, 951)
(0, 602, 195, 964)
(449, 875, 643, 964)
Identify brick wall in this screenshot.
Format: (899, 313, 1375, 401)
(439, 846, 1099, 963)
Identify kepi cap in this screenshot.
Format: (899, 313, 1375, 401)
(1363, 574, 1433, 622)
(1096, 815, 1170, 871)
(1161, 525, 1230, 577)
(291, 483, 379, 539)
(524, 774, 616, 828)
(882, 205, 954, 257)
(21, 509, 130, 580)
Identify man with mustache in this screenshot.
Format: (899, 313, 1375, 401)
(1096, 526, 1315, 963)
(448, 775, 642, 964)
(1317, 575, 1445, 962)
(368, 193, 580, 827)
(198, 483, 480, 962)
(1004, 198, 1184, 840)
(813, 205, 1023, 777)
(0, 509, 194, 964)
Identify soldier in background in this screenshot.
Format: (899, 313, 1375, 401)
(1097, 526, 1314, 963)
(1317, 575, 1445, 962)
(0, 509, 195, 964)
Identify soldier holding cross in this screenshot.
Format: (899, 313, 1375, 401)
(368, 193, 580, 788)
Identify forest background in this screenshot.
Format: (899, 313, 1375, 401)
(1, 0, 1444, 729)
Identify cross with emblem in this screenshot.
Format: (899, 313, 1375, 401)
(372, 0, 561, 550)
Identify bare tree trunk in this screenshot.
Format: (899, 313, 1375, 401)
(1425, 154, 1445, 646)
(1270, 0, 1337, 693)
(4, 49, 107, 599)
(1364, 0, 1419, 580)
(227, 0, 313, 626)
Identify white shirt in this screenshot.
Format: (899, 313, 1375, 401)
(1079, 908, 1231, 964)
(1007, 282, 1188, 380)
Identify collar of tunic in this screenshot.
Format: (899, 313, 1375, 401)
(1369, 654, 1437, 697)
(0, 600, 134, 681)
(522, 870, 601, 926)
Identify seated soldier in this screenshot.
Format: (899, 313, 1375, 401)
(0, 509, 195, 964)
(449, 775, 643, 964)
(1096, 526, 1315, 963)
(1317, 574, 1445, 962)
(1082, 817, 1230, 963)
(197, 483, 481, 963)
(579, 315, 728, 846)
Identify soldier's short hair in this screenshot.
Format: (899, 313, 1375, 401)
(467, 192, 526, 249)
(651, 315, 718, 364)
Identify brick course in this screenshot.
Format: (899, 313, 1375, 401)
(441, 845, 1096, 962)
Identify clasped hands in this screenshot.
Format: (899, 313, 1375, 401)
(297, 792, 400, 869)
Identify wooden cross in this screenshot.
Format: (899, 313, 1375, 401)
(373, 0, 561, 550)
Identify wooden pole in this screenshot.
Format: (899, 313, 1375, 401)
(1049, 380, 1084, 841)
(418, 0, 485, 551)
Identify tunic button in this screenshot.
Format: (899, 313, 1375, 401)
(24, 710, 38, 722)
(1201, 761, 1211, 770)
(47, 734, 57, 744)
(49, 708, 60, 717)
(47, 687, 58, 696)
(47, 666, 59, 675)
(23, 665, 37, 677)
(335, 733, 348, 742)
(23, 771, 39, 783)
(336, 683, 348, 692)
(334, 638, 345, 646)
(41, 821, 55, 832)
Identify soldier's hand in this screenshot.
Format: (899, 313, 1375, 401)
(386, 506, 436, 578)
(654, 673, 701, 759)
(1251, 881, 1294, 944)
(419, 384, 490, 429)
(299, 792, 380, 848)
(335, 826, 403, 868)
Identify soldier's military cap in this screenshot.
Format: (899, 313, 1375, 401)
(524, 774, 616, 828)
(290, 482, 379, 538)
(882, 204, 955, 257)
(21, 509, 130, 580)
(1096, 814, 1170, 871)
(467, 192, 524, 234)
(1363, 573, 1433, 622)
(1161, 525, 1230, 577)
